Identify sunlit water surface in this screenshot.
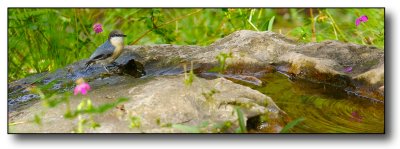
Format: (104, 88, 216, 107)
(249, 72, 384, 133)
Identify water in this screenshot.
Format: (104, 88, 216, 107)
(249, 72, 384, 133)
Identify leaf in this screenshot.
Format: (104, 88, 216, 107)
(235, 106, 247, 133)
(90, 97, 129, 113)
(77, 100, 86, 111)
(63, 111, 76, 119)
(130, 116, 141, 129)
(184, 62, 196, 87)
(280, 117, 305, 133)
(45, 93, 70, 108)
(91, 121, 101, 129)
(34, 114, 42, 125)
(267, 16, 275, 31)
(212, 52, 233, 74)
(212, 121, 232, 133)
(40, 79, 60, 91)
(64, 98, 129, 119)
(234, 127, 241, 133)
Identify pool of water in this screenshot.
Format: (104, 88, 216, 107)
(249, 72, 384, 133)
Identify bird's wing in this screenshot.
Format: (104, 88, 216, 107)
(89, 41, 115, 61)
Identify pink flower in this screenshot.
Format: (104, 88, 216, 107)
(93, 23, 103, 34)
(355, 15, 368, 27)
(74, 82, 91, 95)
(343, 67, 353, 73)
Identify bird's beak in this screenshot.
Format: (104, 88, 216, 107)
(123, 34, 127, 37)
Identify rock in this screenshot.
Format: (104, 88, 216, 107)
(355, 64, 384, 84)
(122, 30, 384, 100)
(8, 30, 384, 133)
(379, 85, 384, 93)
(9, 75, 285, 133)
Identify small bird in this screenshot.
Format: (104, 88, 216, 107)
(85, 30, 127, 72)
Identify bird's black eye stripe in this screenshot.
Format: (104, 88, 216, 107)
(114, 34, 127, 37)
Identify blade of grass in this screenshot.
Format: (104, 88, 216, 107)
(309, 8, 316, 42)
(247, 9, 259, 31)
(325, 9, 348, 42)
(235, 106, 247, 133)
(129, 9, 203, 45)
(267, 16, 275, 31)
(280, 117, 305, 133)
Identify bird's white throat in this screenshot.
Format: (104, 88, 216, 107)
(110, 37, 124, 47)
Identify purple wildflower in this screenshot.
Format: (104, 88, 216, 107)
(93, 23, 103, 34)
(355, 15, 368, 27)
(74, 78, 91, 95)
(344, 67, 353, 73)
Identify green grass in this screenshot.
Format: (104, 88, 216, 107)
(8, 8, 384, 81)
(280, 117, 305, 133)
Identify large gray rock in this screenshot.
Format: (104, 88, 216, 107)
(9, 75, 284, 133)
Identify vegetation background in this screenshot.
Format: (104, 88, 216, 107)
(8, 8, 384, 82)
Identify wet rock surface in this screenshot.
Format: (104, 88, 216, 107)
(8, 30, 384, 133)
(124, 30, 383, 101)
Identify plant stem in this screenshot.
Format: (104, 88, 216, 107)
(325, 9, 348, 42)
(310, 8, 316, 42)
(129, 9, 203, 45)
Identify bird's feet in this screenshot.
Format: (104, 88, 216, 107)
(104, 63, 121, 74)
(103, 65, 111, 73)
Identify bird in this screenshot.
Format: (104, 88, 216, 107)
(85, 30, 127, 72)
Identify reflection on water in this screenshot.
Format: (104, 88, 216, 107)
(251, 72, 384, 133)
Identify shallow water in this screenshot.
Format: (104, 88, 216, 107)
(250, 72, 384, 133)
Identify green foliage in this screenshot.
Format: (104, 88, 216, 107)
(8, 8, 384, 82)
(129, 116, 141, 129)
(259, 114, 270, 123)
(90, 121, 101, 129)
(201, 88, 220, 103)
(64, 97, 129, 119)
(235, 106, 247, 133)
(267, 16, 275, 31)
(76, 118, 86, 133)
(29, 85, 128, 133)
(289, 9, 384, 48)
(34, 114, 42, 125)
(29, 79, 73, 109)
(212, 121, 233, 133)
(183, 61, 196, 87)
(209, 52, 233, 74)
(156, 118, 161, 125)
(201, 88, 220, 113)
(74, 111, 100, 133)
(280, 117, 306, 133)
(67, 98, 128, 133)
